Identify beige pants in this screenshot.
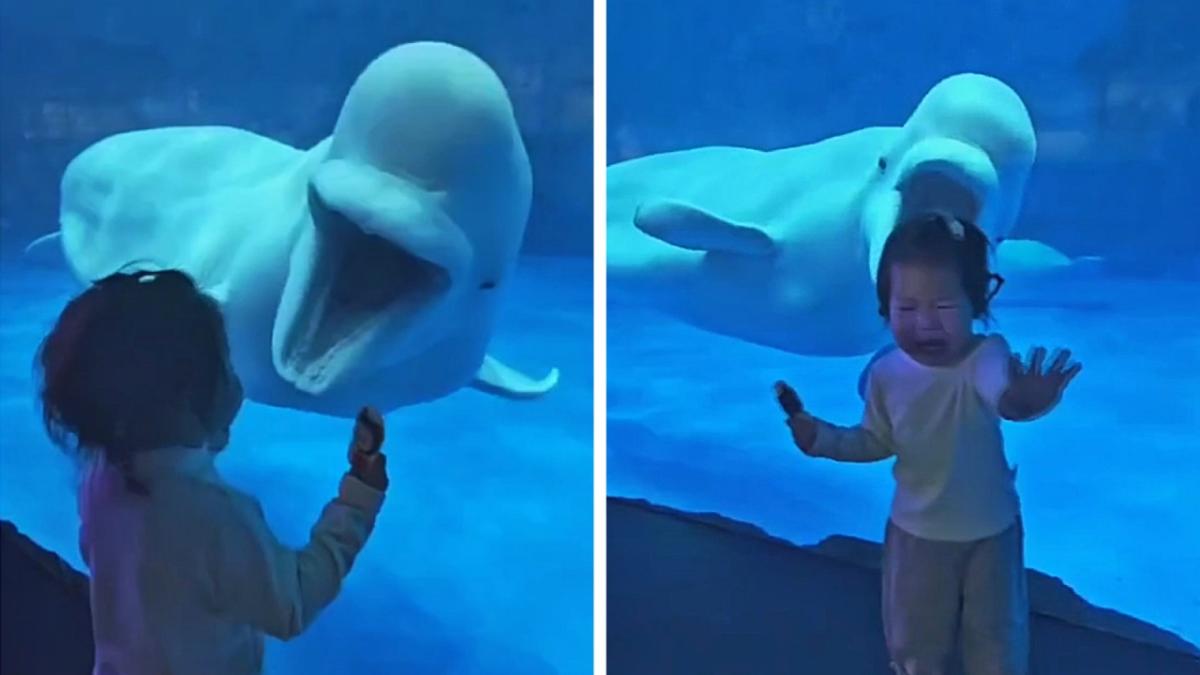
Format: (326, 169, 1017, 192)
(882, 519, 1029, 675)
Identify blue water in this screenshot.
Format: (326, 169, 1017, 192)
(0, 255, 593, 674)
(607, 277, 1200, 646)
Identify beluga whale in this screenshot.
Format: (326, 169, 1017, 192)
(32, 41, 558, 416)
(608, 73, 1092, 356)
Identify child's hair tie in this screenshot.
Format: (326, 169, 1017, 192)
(938, 212, 966, 240)
(93, 259, 169, 286)
(93, 262, 192, 290)
(925, 210, 965, 240)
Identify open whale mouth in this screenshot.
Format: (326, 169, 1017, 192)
(867, 139, 1006, 283)
(274, 197, 453, 395)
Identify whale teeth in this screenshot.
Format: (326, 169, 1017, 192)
(281, 221, 451, 392)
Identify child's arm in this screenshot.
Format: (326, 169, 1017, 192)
(206, 474, 383, 639)
(777, 374, 895, 463)
(808, 396, 895, 463)
(805, 418, 894, 462)
(203, 410, 388, 639)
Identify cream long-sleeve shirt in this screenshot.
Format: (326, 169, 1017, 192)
(78, 446, 384, 675)
(811, 334, 1020, 542)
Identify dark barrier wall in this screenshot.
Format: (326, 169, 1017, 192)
(0, 520, 93, 674)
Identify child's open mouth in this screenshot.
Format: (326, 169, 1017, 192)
(916, 339, 948, 355)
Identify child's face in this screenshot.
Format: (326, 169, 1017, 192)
(207, 354, 244, 451)
(887, 262, 974, 367)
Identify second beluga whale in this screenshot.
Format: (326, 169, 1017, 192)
(36, 41, 558, 416)
(608, 73, 1092, 356)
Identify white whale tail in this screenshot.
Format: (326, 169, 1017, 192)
(472, 354, 559, 399)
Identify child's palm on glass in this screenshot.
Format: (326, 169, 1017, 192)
(1001, 346, 1082, 421)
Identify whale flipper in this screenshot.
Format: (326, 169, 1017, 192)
(993, 239, 1108, 310)
(634, 199, 776, 256)
(997, 239, 1105, 280)
(472, 355, 559, 399)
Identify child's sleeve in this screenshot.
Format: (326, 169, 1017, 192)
(809, 365, 895, 463)
(204, 473, 384, 640)
(974, 335, 1013, 415)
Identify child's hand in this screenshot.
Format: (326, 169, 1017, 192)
(775, 381, 818, 454)
(1001, 346, 1082, 421)
(349, 406, 388, 491)
(786, 413, 819, 455)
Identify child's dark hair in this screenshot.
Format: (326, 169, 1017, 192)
(876, 213, 1005, 321)
(34, 268, 237, 494)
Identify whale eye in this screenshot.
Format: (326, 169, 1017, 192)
(479, 281, 497, 291)
(877, 157, 888, 172)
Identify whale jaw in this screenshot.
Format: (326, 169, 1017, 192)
(897, 161, 986, 227)
(893, 136, 998, 229)
(865, 140, 1000, 284)
(272, 199, 452, 396)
